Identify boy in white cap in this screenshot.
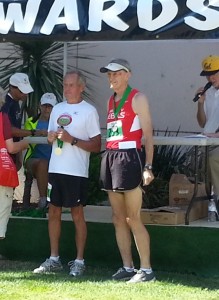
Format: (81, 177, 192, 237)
(1, 73, 45, 170)
(23, 93, 57, 208)
(196, 55, 219, 205)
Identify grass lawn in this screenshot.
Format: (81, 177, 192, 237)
(0, 260, 219, 300)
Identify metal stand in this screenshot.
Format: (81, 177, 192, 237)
(185, 146, 210, 225)
(22, 172, 33, 209)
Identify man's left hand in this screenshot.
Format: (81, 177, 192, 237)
(142, 170, 154, 186)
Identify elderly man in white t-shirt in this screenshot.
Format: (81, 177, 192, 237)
(33, 70, 101, 276)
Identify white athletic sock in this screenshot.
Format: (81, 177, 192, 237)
(124, 266, 134, 272)
(75, 259, 84, 265)
(50, 256, 59, 262)
(140, 267, 152, 274)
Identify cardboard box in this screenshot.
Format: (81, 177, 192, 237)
(169, 174, 206, 206)
(140, 201, 208, 225)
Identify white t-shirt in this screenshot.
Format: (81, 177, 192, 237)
(48, 100, 101, 177)
(203, 87, 219, 133)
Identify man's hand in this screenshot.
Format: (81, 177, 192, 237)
(48, 131, 57, 143)
(196, 87, 206, 104)
(57, 127, 73, 144)
(142, 169, 154, 186)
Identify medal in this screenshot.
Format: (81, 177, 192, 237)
(55, 147, 62, 155)
(55, 129, 64, 155)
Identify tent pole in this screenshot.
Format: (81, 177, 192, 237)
(63, 42, 68, 99)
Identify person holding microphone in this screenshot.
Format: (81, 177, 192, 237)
(195, 55, 219, 203)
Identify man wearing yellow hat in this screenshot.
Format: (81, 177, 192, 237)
(196, 55, 219, 203)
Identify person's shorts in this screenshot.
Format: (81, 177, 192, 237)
(100, 148, 144, 192)
(24, 158, 41, 177)
(48, 173, 88, 208)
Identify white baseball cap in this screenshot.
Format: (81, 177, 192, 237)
(100, 58, 131, 73)
(9, 73, 33, 94)
(40, 93, 57, 107)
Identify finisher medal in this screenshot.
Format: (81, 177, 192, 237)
(54, 147, 62, 155)
(55, 134, 63, 155)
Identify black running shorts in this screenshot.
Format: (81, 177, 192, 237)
(48, 173, 88, 208)
(100, 148, 144, 191)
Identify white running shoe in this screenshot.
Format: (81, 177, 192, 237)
(33, 258, 63, 274)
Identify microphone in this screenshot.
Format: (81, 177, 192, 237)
(193, 82, 212, 102)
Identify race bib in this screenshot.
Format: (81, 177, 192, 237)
(106, 120, 123, 141)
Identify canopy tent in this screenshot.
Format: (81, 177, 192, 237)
(0, 0, 218, 42)
(3, 0, 218, 204)
(1, 0, 218, 73)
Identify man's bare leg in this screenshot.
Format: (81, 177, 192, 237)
(124, 187, 151, 269)
(71, 205, 87, 260)
(48, 204, 62, 257)
(108, 191, 133, 268)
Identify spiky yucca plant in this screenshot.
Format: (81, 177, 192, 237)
(0, 42, 98, 117)
(143, 129, 196, 208)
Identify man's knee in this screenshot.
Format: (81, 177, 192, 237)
(126, 213, 141, 226)
(112, 212, 127, 226)
(71, 206, 85, 223)
(48, 205, 62, 219)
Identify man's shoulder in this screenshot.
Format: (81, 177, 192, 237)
(132, 90, 147, 101)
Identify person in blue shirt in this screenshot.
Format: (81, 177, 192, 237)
(23, 93, 57, 208)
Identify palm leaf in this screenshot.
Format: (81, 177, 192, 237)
(0, 42, 100, 117)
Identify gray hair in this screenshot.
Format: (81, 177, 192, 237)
(65, 70, 86, 86)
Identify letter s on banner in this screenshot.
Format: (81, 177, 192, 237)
(185, 0, 219, 31)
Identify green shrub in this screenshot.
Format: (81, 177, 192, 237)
(143, 130, 195, 208)
(142, 178, 169, 208)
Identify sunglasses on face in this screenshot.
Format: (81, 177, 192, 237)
(41, 104, 53, 108)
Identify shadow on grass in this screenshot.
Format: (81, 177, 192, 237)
(1, 259, 219, 291)
(157, 271, 219, 291)
(0, 260, 113, 283)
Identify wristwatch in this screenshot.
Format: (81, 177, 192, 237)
(71, 138, 78, 146)
(143, 163, 153, 171)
